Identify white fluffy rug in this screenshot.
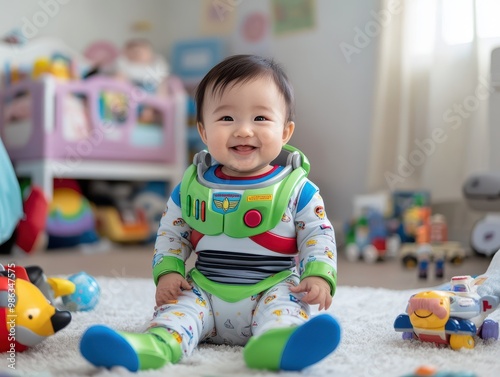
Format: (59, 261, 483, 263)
(9, 277, 500, 377)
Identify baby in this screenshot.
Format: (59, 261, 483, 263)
(80, 54, 341, 372)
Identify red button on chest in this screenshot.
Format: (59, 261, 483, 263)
(244, 210, 262, 228)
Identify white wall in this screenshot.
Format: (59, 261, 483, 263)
(0, 0, 381, 225)
(0, 0, 171, 52)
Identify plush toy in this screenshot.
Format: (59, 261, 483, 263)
(112, 38, 170, 96)
(46, 179, 99, 249)
(16, 186, 49, 253)
(0, 265, 72, 352)
(0, 138, 23, 245)
(0, 185, 49, 255)
(0, 138, 47, 255)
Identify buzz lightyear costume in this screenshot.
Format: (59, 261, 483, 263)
(80, 145, 341, 372)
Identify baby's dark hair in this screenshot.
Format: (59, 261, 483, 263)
(195, 54, 295, 125)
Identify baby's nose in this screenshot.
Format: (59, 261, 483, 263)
(234, 122, 254, 136)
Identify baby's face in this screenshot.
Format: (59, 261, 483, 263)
(198, 76, 294, 177)
(124, 44, 153, 64)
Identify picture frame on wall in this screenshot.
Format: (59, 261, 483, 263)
(171, 38, 225, 87)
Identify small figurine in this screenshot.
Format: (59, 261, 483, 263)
(394, 274, 499, 350)
(416, 243, 445, 280)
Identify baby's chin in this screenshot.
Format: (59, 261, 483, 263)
(222, 164, 273, 177)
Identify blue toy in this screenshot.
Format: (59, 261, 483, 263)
(61, 272, 101, 311)
(0, 138, 23, 245)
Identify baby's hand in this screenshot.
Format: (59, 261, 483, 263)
(289, 276, 332, 311)
(155, 273, 192, 307)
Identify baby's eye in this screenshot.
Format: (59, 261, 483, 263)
(254, 116, 267, 121)
(220, 116, 233, 121)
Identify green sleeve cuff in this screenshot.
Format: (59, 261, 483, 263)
(153, 256, 186, 285)
(301, 261, 337, 296)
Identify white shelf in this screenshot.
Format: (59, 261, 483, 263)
(15, 159, 184, 199)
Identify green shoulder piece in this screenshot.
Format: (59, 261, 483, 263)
(282, 144, 310, 175)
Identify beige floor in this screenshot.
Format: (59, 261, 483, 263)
(0, 243, 492, 290)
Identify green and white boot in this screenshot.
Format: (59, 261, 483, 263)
(243, 313, 341, 371)
(80, 325, 182, 371)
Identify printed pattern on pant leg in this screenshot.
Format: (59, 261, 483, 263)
(204, 292, 262, 346)
(148, 282, 214, 357)
(251, 274, 310, 336)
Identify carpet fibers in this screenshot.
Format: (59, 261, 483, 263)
(5, 277, 500, 377)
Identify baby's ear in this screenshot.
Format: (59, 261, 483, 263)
(197, 122, 208, 144)
(282, 121, 295, 144)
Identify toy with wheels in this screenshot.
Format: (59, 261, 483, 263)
(463, 173, 500, 256)
(0, 264, 72, 352)
(469, 215, 500, 257)
(398, 209, 465, 276)
(399, 241, 466, 269)
(94, 206, 150, 243)
(394, 275, 499, 350)
(88, 181, 150, 243)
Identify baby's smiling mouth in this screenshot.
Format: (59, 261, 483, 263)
(232, 145, 256, 152)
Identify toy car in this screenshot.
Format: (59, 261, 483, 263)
(94, 206, 150, 243)
(394, 275, 499, 350)
(400, 241, 466, 269)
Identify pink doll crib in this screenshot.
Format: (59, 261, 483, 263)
(0, 73, 187, 199)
